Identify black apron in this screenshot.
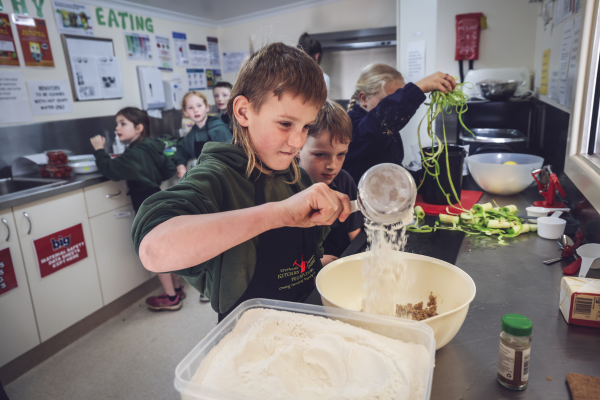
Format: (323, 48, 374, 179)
(217, 174, 319, 322)
(193, 119, 210, 159)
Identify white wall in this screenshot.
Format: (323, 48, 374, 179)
(0, 1, 218, 127)
(217, 0, 397, 85)
(436, 0, 539, 78)
(320, 47, 397, 100)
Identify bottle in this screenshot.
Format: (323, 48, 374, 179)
(497, 314, 532, 390)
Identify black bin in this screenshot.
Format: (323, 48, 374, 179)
(419, 145, 467, 205)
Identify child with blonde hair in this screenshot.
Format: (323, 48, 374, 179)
(132, 43, 351, 321)
(298, 100, 362, 260)
(173, 90, 232, 178)
(344, 64, 457, 183)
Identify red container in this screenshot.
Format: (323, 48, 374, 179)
(46, 150, 69, 166)
(42, 164, 72, 179)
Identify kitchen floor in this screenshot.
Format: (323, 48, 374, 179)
(5, 280, 217, 400)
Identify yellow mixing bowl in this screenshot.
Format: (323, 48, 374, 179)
(316, 251, 476, 350)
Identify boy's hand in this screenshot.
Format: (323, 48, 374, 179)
(176, 165, 187, 179)
(90, 135, 106, 151)
(275, 182, 351, 228)
(415, 72, 457, 94)
(321, 255, 338, 266)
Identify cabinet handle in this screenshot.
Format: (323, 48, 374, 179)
(1, 218, 8, 241)
(23, 212, 32, 235)
(106, 190, 122, 198)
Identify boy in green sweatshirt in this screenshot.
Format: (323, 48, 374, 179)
(132, 43, 351, 321)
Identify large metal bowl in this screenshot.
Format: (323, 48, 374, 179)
(477, 80, 520, 101)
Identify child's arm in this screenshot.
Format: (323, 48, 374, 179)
(90, 135, 143, 182)
(348, 228, 361, 242)
(138, 183, 351, 273)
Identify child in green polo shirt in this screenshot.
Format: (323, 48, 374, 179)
(132, 43, 351, 321)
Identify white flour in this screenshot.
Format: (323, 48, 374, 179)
(362, 222, 415, 318)
(190, 308, 429, 400)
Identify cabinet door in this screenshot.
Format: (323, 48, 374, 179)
(0, 208, 40, 367)
(89, 204, 151, 304)
(84, 180, 131, 218)
(13, 191, 103, 342)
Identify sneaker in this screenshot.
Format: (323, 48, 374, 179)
(175, 285, 186, 300)
(199, 294, 210, 303)
(146, 293, 182, 311)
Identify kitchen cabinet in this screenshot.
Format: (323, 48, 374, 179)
(89, 204, 150, 304)
(13, 191, 103, 342)
(84, 180, 131, 218)
(0, 208, 40, 368)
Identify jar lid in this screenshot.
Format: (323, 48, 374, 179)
(502, 314, 532, 336)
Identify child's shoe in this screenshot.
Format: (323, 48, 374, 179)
(145, 293, 182, 311)
(175, 285, 186, 300)
(199, 294, 210, 303)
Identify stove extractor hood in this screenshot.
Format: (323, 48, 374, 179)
(310, 27, 396, 52)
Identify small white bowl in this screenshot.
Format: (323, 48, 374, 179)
(526, 206, 550, 218)
(537, 217, 566, 239)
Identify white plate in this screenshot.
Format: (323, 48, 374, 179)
(71, 161, 98, 174)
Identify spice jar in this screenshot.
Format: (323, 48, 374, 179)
(498, 314, 532, 390)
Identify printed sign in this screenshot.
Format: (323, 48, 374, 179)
(189, 43, 207, 68)
(13, 14, 55, 67)
(187, 68, 206, 90)
(34, 224, 88, 278)
(0, 247, 19, 296)
(124, 32, 152, 60)
(207, 36, 220, 68)
(173, 31, 188, 66)
(0, 70, 33, 124)
(206, 69, 221, 88)
(155, 34, 173, 70)
(52, 0, 94, 37)
(222, 51, 247, 74)
(27, 80, 73, 115)
(0, 13, 20, 66)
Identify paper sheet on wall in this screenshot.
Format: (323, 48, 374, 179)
(70, 55, 102, 100)
(187, 68, 206, 90)
(207, 36, 220, 69)
(189, 44, 207, 68)
(540, 49, 550, 95)
(26, 80, 73, 115)
(155, 34, 173, 71)
(97, 56, 123, 99)
(548, 70, 560, 100)
(406, 40, 426, 83)
(565, 16, 582, 109)
(173, 32, 189, 66)
(558, 19, 574, 106)
(124, 32, 152, 61)
(222, 51, 248, 74)
(0, 13, 20, 66)
(0, 70, 32, 123)
(51, 0, 94, 37)
(554, 0, 572, 25)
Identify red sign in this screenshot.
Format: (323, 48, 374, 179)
(455, 13, 483, 61)
(0, 247, 19, 295)
(0, 13, 20, 66)
(34, 224, 88, 278)
(13, 14, 55, 68)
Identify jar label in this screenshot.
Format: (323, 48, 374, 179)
(498, 342, 515, 380)
(521, 347, 530, 382)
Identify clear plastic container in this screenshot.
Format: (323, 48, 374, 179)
(174, 298, 436, 400)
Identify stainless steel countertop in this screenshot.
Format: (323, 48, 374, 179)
(431, 181, 600, 400)
(0, 173, 107, 210)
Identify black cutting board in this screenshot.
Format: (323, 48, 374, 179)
(340, 216, 465, 265)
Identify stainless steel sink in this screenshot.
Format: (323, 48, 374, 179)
(0, 177, 64, 197)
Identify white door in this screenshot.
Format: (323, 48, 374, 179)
(89, 204, 151, 304)
(0, 208, 40, 367)
(13, 190, 103, 342)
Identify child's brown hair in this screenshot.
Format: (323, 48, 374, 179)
(181, 90, 209, 110)
(227, 42, 327, 182)
(348, 64, 404, 111)
(308, 100, 352, 145)
(116, 107, 150, 140)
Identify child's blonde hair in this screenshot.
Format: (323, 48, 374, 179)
(348, 64, 404, 111)
(227, 42, 327, 183)
(181, 90, 209, 110)
(308, 100, 352, 145)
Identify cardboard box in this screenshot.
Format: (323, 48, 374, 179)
(559, 277, 600, 328)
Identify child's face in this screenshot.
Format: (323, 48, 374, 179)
(213, 87, 231, 112)
(298, 132, 349, 185)
(183, 95, 208, 124)
(245, 93, 320, 171)
(115, 115, 143, 143)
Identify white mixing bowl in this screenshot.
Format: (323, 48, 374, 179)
(467, 153, 544, 195)
(316, 251, 476, 350)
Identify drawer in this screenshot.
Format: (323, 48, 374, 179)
(84, 181, 131, 218)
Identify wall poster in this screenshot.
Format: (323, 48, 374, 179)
(155, 34, 173, 71)
(13, 14, 55, 67)
(52, 0, 94, 37)
(189, 43, 207, 68)
(124, 32, 152, 60)
(172, 31, 188, 66)
(187, 68, 206, 90)
(0, 13, 19, 66)
(207, 36, 220, 68)
(0, 71, 32, 123)
(206, 69, 221, 88)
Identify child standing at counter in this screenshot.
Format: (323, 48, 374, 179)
(298, 100, 363, 260)
(90, 107, 184, 311)
(344, 64, 457, 184)
(174, 91, 232, 178)
(132, 43, 351, 321)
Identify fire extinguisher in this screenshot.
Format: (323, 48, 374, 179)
(455, 13, 486, 82)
